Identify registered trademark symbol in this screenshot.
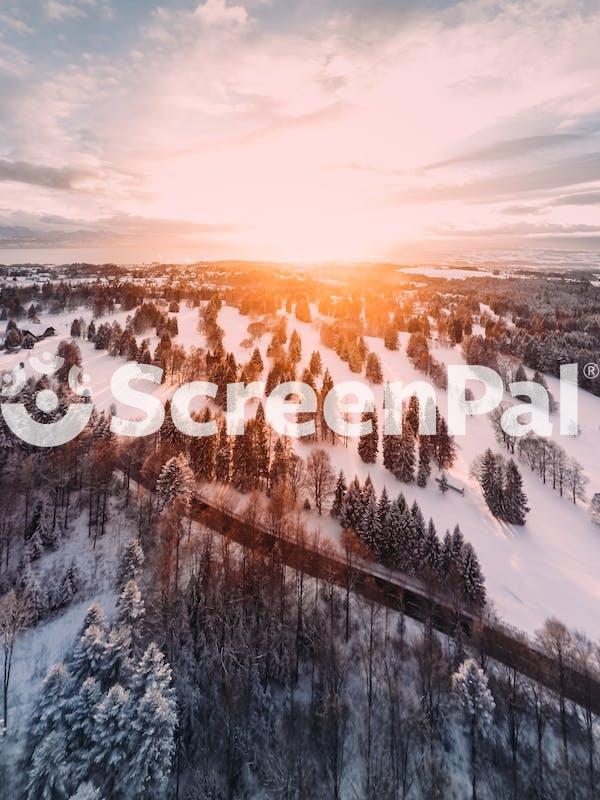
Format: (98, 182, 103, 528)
(583, 363, 600, 380)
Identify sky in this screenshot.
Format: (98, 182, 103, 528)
(1, 0, 600, 263)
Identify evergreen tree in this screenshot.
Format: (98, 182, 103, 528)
(253, 403, 270, 487)
(503, 459, 529, 525)
(156, 453, 194, 513)
(435, 414, 456, 469)
(417, 437, 432, 487)
(357, 409, 378, 464)
(26, 530, 44, 561)
(365, 352, 383, 384)
(90, 685, 131, 797)
(394, 430, 416, 483)
(419, 519, 441, 578)
(214, 423, 231, 483)
(357, 493, 380, 551)
(461, 543, 486, 607)
(438, 471, 449, 494)
(382, 433, 401, 475)
(269, 437, 288, 489)
(339, 477, 364, 532)
(125, 686, 178, 798)
(452, 659, 495, 800)
(116, 540, 144, 589)
(130, 642, 175, 702)
(189, 409, 216, 481)
(27, 731, 69, 800)
(309, 350, 322, 377)
(70, 625, 109, 687)
(405, 395, 420, 437)
(27, 662, 71, 757)
(249, 347, 264, 378)
(115, 581, 145, 654)
(289, 329, 302, 363)
(478, 449, 503, 517)
(65, 678, 102, 786)
(330, 471, 347, 518)
(69, 783, 103, 800)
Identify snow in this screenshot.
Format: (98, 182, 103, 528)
(2, 299, 599, 641)
(398, 267, 505, 280)
(215, 302, 600, 642)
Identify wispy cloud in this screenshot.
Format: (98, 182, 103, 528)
(2, 0, 600, 257)
(0, 211, 235, 249)
(423, 133, 589, 171)
(549, 191, 600, 206)
(0, 159, 96, 190)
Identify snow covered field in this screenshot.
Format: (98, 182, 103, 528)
(1, 299, 599, 642)
(218, 303, 600, 642)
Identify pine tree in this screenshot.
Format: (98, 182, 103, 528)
(439, 471, 449, 494)
(115, 581, 145, 655)
(26, 529, 43, 561)
(461, 543, 486, 607)
(269, 437, 288, 489)
(249, 347, 264, 378)
(116, 540, 145, 589)
(189, 409, 216, 482)
(253, 403, 270, 487)
(405, 395, 420, 437)
(419, 519, 441, 579)
(125, 686, 178, 798)
(339, 477, 364, 532)
(69, 783, 103, 800)
(478, 449, 503, 517)
(289, 329, 302, 363)
(215, 423, 231, 483)
(232, 430, 254, 491)
(394, 430, 416, 483)
(27, 731, 69, 800)
(90, 684, 131, 797)
(309, 350, 322, 377)
(130, 642, 175, 702)
(358, 409, 378, 464)
(31, 498, 57, 550)
(383, 433, 401, 475)
(417, 438, 432, 487)
(27, 662, 71, 757)
(452, 658, 495, 800)
(156, 453, 194, 514)
(357, 493, 380, 551)
(376, 487, 390, 529)
(365, 352, 383, 384)
(65, 678, 102, 786)
(330, 471, 347, 518)
(435, 414, 456, 469)
(503, 459, 529, 525)
(70, 624, 109, 687)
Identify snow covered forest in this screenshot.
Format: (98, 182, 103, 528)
(0, 259, 599, 799)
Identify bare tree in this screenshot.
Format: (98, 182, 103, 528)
(536, 618, 573, 773)
(564, 459, 587, 505)
(305, 449, 336, 515)
(0, 590, 32, 729)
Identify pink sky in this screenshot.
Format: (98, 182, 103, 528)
(1, 0, 600, 262)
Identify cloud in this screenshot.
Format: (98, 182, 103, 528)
(423, 133, 588, 170)
(430, 222, 600, 238)
(193, 0, 248, 28)
(0, 159, 97, 190)
(549, 191, 600, 206)
(0, 211, 235, 250)
(500, 204, 545, 216)
(44, 1, 86, 21)
(391, 153, 600, 205)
